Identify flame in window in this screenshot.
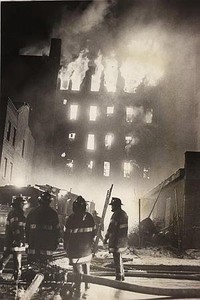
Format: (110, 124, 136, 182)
(70, 105, 78, 120)
(123, 161, 132, 178)
(105, 133, 114, 150)
(59, 50, 89, 91)
(91, 51, 104, 91)
(104, 54, 118, 92)
(107, 106, 114, 116)
(87, 134, 95, 150)
(104, 161, 110, 177)
(89, 106, 97, 121)
(69, 133, 76, 141)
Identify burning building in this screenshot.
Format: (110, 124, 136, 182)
(54, 56, 158, 202)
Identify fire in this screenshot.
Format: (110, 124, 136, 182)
(60, 35, 165, 93)
(91, 51, 104, 92)
(59, 50, 89, 91)
(103, 53, 118, 93)
(120, 36, 165, 93)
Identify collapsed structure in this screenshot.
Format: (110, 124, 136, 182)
(141, 151, 200, 250)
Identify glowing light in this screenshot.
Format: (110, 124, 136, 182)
(89, 106, 97, 121)
(106, 106, 114, 116)
(59, 50, 89, 91)
(145, 109, 153, 123)
(104, 54, 118, 92)
(66, 159, 73, 168)
(125, 135, 132, 144)
(126, 106, 134, 123)
(103, 161, 110, 177)
(123, 161, 132, 178)
(70, 105, 78, 120)
(69, 133, 76, 141)
(143, 167, 150, 179)
(87, 160, 94, 169)
(14, 177, 26, 188)
(91, 51, 104, 91)
(120, 36, 165, 93)
(87, 134, 95, 150)
(61, 152, 66, 158)
(105, 133, 114, 150)
(63, 99, 68, 105)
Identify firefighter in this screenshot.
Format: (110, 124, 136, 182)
(64, 196, 96, 296)
(25, 191, 60, 263)
(0, 195, 26, 280)
(103, 197, 128, 281)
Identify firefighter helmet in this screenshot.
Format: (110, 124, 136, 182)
(109, 197, 123, 207)
(39, 191, 52, 203)
(73, 196, 86, 212)
(11, 194, 25, 207)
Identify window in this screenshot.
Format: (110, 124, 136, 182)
(22, 140, 25, 157)
(87, 160, 94, 173)
(143, 167, 150, 179)
(105, 133, 114, 150)
(125, 135, 132, 144)
(66, 159, 74, 175)
(87, 160, 94, 170)
(12, 127, 16, 146)
(6, 121, 11, 141)
(126, 106, 134, 123)
(123, 161, 132, 178)
(104, 161, 110, 177)
(10, 162, 13, 182)
(89, 106, 97, 121)
(66, 159, 74, 169)
(3, 157, 7, 178)
(87, 134, 95, 150)
(106, 106, 114, 116)
(70, 105, 78, 120)
(69, 133, 76, 141)
(145, 109, 153, 124)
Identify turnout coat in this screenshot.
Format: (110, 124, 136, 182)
(105, 208, 128, 253)
(4, 207, 26, 252)
(64, 212, 96, 264)
(25, 205, 60, 258)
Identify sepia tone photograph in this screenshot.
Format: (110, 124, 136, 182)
(0, 0, 200, 299)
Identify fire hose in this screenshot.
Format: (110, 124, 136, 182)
(67, 272, 200, 298)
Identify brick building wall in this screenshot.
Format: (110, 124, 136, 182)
(0, 98, 35, 186)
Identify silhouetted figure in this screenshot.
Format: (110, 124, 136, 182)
(0, 195, 26, 280)
(64, 196, 96, 297)
(26, 192, 60, 264)
(104, 197, 128, 281)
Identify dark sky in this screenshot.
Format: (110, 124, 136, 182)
(2, 0, 200, 59)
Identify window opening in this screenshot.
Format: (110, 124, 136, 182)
(89, 106, 97, 121)
(87, 134, 95, 150)
(69, 133, 76, 141)
(6, 121, 11, 141)
(70, 105, 78, 120)
(104, 161, 110, 177)
(105, 133, 114, 150)
(106, 106, 114, 116)
(126, 106, 134, 123)
(123, 161, 132, 178)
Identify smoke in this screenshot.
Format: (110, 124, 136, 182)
(12, 0, 200, 201)
(19, 43, 50, 56)
(72, 0, 114, 34)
